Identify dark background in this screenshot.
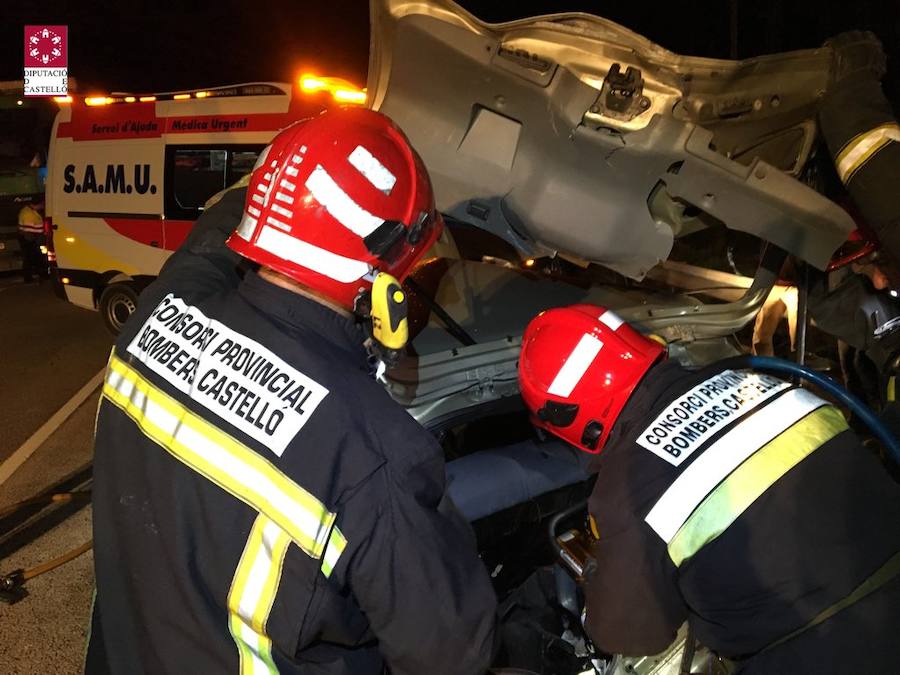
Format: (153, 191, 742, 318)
(3, 0, 899, 104)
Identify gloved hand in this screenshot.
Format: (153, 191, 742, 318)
(823, 30, 887, 85)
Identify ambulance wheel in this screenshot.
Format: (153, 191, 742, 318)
(99, 283, 138, 335)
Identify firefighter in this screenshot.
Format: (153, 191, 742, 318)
(518, 304, 900, 674)
(86, 109, 497, 674)
(819, 31, 898, 267)
(810, 31, 900, 420)
(17, 200, 46, 282)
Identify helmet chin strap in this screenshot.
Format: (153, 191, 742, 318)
(354, 272, 410, 373)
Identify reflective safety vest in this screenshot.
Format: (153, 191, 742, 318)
(17, 205, 43, 234)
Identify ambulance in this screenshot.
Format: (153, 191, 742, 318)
(46, 77, 365, 332)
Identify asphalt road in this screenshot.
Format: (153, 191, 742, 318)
(0, 275, 111, 675)
(0, 277, 112, 463)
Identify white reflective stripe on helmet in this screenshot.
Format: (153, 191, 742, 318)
(547, 334, 604, 398)
(645, 387, 826, 543)
(252, 145, 272, 173)
(235, 214, 257, 241)
(598, 310, 624, 331)
(270, 203, 293, 219)
(348, 145, 397, 194)
(256, 225, 369, 283)
(305, 164, 384, 238)
(266, 216, 291, 233)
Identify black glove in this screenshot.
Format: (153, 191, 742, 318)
(823, 30, 887, 85)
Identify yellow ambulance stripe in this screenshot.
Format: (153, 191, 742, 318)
(228, 514, 291, 675)
(102, 355, 338, 560)
(667, 406, 848, 567)
(835, 122, 900, 184)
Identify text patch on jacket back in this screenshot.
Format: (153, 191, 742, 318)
(127, 293, 329, 455)
(636, 370, 788, 466)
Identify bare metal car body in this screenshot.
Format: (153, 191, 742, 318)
(368, 0, 852, 280)
(368, 0, 853, 426)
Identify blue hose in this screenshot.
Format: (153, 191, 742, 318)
(716, 355, 900, 466)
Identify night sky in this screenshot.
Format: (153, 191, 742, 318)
(4, 0, 899, 103)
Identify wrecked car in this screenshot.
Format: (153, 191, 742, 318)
(365, 0, 859, 671)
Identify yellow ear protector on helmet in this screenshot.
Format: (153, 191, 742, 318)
(355, 272, 409, 368)
(371, 273, 409, 352)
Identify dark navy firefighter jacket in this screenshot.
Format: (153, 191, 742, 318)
(584, 360, 900, 674)
(86, 187, 497, 675)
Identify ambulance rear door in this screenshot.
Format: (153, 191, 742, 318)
(50, 102, 167, 309)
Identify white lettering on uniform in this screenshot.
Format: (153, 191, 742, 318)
(127, 294, 329, 456)
(636, 369, 789, 466)
(645, 387, 828, 542)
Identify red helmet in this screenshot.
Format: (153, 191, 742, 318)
(518, 305, 666, 453)
(227, 108, 443, 309)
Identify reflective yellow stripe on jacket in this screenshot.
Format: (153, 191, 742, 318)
(102, 355, 348, 672)
(646, 388, 848, 567)
(835, 121, 900, 185)
(229, 514, 291, 674)
(103, 355, 338, 559)
(667, 406, 847, 566)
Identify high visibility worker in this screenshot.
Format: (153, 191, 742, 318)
(87, 109, 497, 674)
(17, 201, 46, 282)
(518, 305, 900, 674)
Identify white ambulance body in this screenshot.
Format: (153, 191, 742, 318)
(46, 81, 343, 332)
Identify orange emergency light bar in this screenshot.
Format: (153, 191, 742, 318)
(299, 74, 367, 105)
(85, 96, 114, 106)
(73, 83, 289, 106)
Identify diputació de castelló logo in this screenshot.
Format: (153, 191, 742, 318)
(24, 25, 68, 96)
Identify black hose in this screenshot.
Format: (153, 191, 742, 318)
(715, 355, 900, 466)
